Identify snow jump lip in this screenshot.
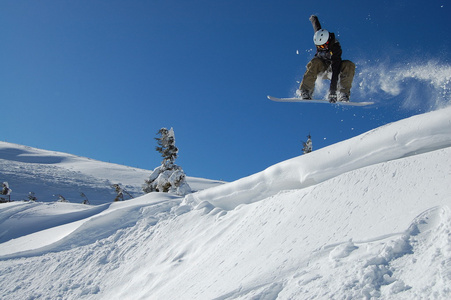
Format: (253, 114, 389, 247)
(190, 106, 451, 211)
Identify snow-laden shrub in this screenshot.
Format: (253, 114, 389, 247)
(143, 128, 191, 196)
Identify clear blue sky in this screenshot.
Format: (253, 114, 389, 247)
(1, 0, 450, 181)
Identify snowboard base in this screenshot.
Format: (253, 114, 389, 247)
(267, 95, 374, 106)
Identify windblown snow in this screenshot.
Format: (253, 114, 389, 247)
(1, 106, 451, 299)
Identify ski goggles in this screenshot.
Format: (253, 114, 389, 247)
(316, 41, 330, 50)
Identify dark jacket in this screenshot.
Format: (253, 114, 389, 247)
(310, 15, 342, 93)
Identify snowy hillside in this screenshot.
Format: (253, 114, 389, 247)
(0, 142, 224, 205)
(1, 106, 451, 299)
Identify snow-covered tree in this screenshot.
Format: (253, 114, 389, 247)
(56, 194, 69, 203)
(1, 182, 11, 202)
(28, 192, 37, 202)
(111, 184, 133, 202)
(143, 128, 191, 196)
(302, 134, 313, 154)
(80, 193, 90, 205)
(112, 184, 124, 202)
(155, 128, 178, 167)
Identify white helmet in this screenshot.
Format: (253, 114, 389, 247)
(313, 29, 330, 46)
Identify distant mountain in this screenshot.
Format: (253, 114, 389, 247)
(0, 142, 224, 205)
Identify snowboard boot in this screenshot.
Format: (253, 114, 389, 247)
(297, 89, 312, 100)
(338, 92, 350, 102)
(327, 92, 337, 103)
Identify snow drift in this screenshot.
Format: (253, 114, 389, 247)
(185, 106, 451, 210)
(0, 106, 450, 299)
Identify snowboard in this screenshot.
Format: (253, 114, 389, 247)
(267, 95, 374, 106)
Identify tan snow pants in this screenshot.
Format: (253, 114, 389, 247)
(299, 57, 355, 95)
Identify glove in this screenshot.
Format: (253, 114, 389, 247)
(309, 15, 317, 22)
(328, 91, 337, 103)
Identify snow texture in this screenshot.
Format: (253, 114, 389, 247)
(0, 106, 451, 299)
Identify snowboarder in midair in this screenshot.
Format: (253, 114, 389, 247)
(298, 15, 355, 103)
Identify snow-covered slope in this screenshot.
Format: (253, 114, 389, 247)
(185, 106, 451, 210)
(0, 106, 450, 299)
(0, 142, 224, 205)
